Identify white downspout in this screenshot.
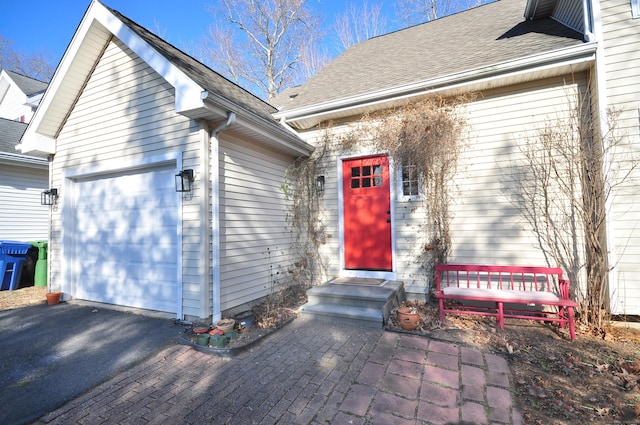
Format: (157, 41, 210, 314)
(209, 111, 236, 322)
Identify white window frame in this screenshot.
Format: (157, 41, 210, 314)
(633, 0, 640, 19)
(397, 161, 422, 201)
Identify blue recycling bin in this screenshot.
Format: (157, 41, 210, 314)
(0, 241, 32, 291)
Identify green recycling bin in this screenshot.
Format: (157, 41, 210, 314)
(30, 241, 48, 287)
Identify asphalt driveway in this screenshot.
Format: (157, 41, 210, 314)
(0, 301, 182, 425)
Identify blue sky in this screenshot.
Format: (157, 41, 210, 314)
(1, 0, 396, 67)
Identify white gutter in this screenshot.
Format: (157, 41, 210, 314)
(275, 43, 597, 125)
(208, 111, 236, 322)
(201, 91, 312, 157)
(0, 152, 48, 168)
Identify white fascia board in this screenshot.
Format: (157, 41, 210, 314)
(274, 43, 597, 125)
(94, 4, 204, 113)
(16, 130, 56, 154)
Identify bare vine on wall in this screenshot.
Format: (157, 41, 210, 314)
(281, 139, 329, 287)
(365, 96, 469, 277)
(503, 89, 636, 331)
(283, 95, 469, 287)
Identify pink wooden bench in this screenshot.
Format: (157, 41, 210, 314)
(435, 264, 578, 340)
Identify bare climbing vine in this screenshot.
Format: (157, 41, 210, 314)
(283, 95, 470, 287)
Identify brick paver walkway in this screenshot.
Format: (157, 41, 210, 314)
(35, 319, 523, 424)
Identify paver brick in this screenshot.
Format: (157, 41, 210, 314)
(387, 358, 423, 379)
(420, 380, 459, 406)
(340, 383, 376, 416)
(427, 351, 459, 370)
(461, 346, 485, 366)
(417, 401, 459, 424)
(487, 386, 513, 408)
(428, 340, 460, 356)
(424, 364, 460, 389)
(32, 320, 521, 425)
(371, 391, 417, 419)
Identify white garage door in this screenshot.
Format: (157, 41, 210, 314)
(73, 165, 179, 313)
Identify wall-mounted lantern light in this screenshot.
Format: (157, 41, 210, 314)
(175, 169, 194, 193)
(316, 175, 325, 193)
(41, 188, 58, 205)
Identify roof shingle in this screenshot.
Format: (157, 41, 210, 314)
(274, 0, 583, 112)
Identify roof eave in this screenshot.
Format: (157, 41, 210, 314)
(201, 92, 314, 157)
(275, 43, 597, 130)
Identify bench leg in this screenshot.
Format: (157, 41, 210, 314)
(568, 307, 576, 341)
(558, 307, 566, 329)
(439, 299, 445, 325)
(497, 302, 504, 330)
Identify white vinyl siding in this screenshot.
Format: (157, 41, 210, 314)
(601, 0, 640, 314)
(553, 0, 585, 33)
(297, 75, 588, 296)
(218, 134, 295, 311)
(451, 76, 588, 267)
(51, 38, 203, 317)
(0, 164, 49, 240)
(0, 77, 33, 122)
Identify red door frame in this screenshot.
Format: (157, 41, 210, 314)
(341, 155, 392, 271)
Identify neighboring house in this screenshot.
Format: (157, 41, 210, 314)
(0, 70, 49, 241)
(0, 70, 48, 123)
(274, 0, 640, 315)
(19, 1, 313, 320)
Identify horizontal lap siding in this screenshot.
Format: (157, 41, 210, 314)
(51, 39, 204, 317)
(218, 134, 296, 311)
(0, 164, 49, 240)
(452, 76, 588, 268)
(0, 81, 32, 121)
(601, 0, 640, 314)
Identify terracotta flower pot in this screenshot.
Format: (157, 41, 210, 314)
(396, 307, 420, 331)
(216, 318, 235, 332)
(45, 292, 62, 306)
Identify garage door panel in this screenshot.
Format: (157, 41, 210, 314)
(73, 165, 179, 313)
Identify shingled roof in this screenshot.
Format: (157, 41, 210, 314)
(105, 6, 278, 124)
(274, 0, 584, 113)
(4, 70, 48, 97)
(0, 117, 47, 160)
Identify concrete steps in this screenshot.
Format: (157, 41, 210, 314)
(300, 279, 406, 328)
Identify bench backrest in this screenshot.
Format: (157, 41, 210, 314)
(435, 264, 566, 294)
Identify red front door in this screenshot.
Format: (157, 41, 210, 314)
(342, 155, 392, 271)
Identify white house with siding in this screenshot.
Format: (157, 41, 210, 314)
(18, 1, 313, 320)
(17, 0, 640, 320)
(274, 0, 640, 316)
(0, 70, 49, 242)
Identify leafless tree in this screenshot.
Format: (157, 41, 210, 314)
(395, 0, 485, 26)
(333, 1, 388, 51)
(200, 0, 320, 100)
(0, 35, 55, 82)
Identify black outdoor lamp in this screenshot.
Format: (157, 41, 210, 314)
(175, 169, 194, 193)
(316, 175, 325, 193)
(41, 188, 58, 205)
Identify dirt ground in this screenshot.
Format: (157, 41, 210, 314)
(4, 285, 640, 424)
(0, 286, 47, 310)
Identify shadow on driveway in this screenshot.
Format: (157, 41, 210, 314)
(0, 302, 182, 425)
